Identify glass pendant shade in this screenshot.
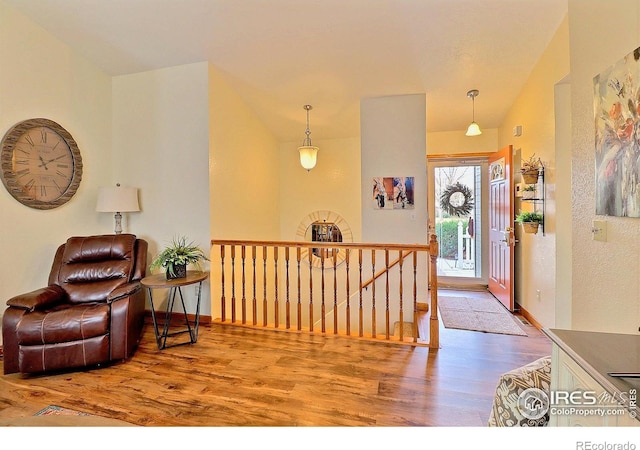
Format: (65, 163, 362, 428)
(298, 105, 319, 171)
(465, 89, 482, 137)
(299, 145, 319, 171)
(465, 121, 482, 136)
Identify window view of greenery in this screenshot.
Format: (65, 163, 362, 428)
(434, 165, 481, 278)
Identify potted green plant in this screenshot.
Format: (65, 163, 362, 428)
(150, 236, 210, 279)
(521, 184, 537, 199)
(515, 210, 544, 234)
(521, 154, 542, 184)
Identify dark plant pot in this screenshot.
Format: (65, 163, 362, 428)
(166, 263, 187, 279)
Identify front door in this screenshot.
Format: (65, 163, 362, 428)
(488, 145, 515, 311)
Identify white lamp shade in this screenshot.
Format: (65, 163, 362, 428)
(96, 186, 140, 212)
(298, 145, 319, 171)
(465, 122, 482, 137)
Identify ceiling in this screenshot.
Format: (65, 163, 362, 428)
(5, 0, 568, 142)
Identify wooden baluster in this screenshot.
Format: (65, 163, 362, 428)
(274, 246, 279, 329)
(398, 250, 404, 341)
(231, 245, 236, 323)
(309, 248, 313, 332)
(252, 246, 257, 326)
(297, 247, 302, 331)
(241, 246, 246, 324)
(333, 248, 338, 334)
(345, 248, 350, 336)
(220, 245, 226, 322)
(385, 249, 390, 340)
(208, 240, 436, 348)
(358, 249, 363, 337)
(429, 234, 439, 348)
(321, 249, 326, 333)
(285, 247, 290, 330)
(413, 250, 418, 344)
(263, 246, 268, 327)
(371, 249, 376, 339)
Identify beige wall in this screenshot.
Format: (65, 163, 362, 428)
(498, 16, 570, 328)
(569, 0, 640, 333)
(361, 94, 428, 244)
(209, 65, 281, 241)
(112, 62, 211, 314)
(0, 2, 113, 301)
(279, 137, 362, 242)
(427, 129, 499, 156)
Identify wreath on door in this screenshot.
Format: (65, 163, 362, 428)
(439, 182, 474, 217)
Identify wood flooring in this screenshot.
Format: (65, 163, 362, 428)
(0, 290, 551, 427)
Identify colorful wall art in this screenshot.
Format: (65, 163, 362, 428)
(594, 46, 640, 217)
(372, 176, 414, 210)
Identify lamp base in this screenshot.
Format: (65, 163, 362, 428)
(114, 212, 123, 234)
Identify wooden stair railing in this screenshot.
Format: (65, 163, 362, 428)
(361, 250, 413, 291)
(210, 236, 439, 348)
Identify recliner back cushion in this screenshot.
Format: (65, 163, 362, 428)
(56, 234, 137, 304)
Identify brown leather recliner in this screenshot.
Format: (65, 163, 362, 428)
(2, 234, 148, 375)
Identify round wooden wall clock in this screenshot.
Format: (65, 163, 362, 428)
(0, 118, 83, 209)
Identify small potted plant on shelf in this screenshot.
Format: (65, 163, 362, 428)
(515, 210, 544, 234)
(521, 184, 537, 199)
(150, 236, 210, 279)
(521, 154, 542, 184)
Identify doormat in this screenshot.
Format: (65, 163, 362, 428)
(34, 405, 91, 416)
(438, 295, 527, 336)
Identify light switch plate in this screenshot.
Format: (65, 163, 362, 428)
(592, 220, 607, 242)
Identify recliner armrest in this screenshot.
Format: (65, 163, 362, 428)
(107, 281, 141, 303)
(6, 285, 67, 311)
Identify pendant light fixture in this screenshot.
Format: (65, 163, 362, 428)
(465, 89, 482, 136)
(298, 105, 319, 171)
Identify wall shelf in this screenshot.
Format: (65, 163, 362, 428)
(519, 166, 545, 235)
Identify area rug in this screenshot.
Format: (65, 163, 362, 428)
(28, 405, 137, 426)
(438, 295, 527, 336)
(35, 405, 92, 416)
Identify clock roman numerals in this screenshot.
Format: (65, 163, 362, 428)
(24, 134, 35, 147)
(23, 179, 35, 192)
(52, 179, 62, 193)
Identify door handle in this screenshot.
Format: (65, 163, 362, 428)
(500, 228, 515, 246)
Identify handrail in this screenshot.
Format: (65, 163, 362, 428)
(210, 236, 439, 348)
(210, 239, 433, 251)
(361, 250, 414, 290)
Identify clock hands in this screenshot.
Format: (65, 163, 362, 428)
(38, 155, 49, 170)
(38, 154, 67, 169)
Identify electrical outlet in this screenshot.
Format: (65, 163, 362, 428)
(592, 220, 607, 241)
(536, 289, 541, 301)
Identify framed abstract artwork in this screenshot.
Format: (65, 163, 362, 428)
(372, 176, 414, 210)
(594, 46, 640, 217)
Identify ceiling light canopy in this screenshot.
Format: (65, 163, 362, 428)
(298, 105, 319, 171)
(465, 89, 482, 137)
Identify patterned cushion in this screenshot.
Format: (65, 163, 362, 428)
(488, 355, 552, 427)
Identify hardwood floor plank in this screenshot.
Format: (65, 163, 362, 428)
(0, 290, 551, 427)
